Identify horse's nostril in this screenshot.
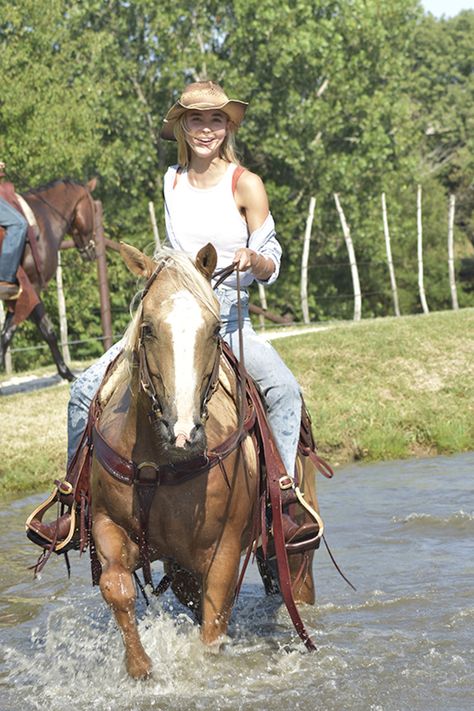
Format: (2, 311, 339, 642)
(159, 419, 175, 442)
(189, 423, 204, 444)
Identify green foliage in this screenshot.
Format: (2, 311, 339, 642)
(1, 1, 473, 370)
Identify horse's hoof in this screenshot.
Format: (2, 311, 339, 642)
(126, 652, 153, 680)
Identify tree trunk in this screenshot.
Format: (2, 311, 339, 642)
(257, 283, 267, 330)
(56, 250, 71, 366)
(447, 194, 459, 310)
(381, 192, 400, 317)
(333, 193, 361, 321)
(94, 201, 113, 351)
(417, 185, 429, 314)
(148, 201, 160, 251)
(300, 196, 316, 324)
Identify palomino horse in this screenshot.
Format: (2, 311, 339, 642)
(91, 243, 320, 679)
(0, 178, 98, 381)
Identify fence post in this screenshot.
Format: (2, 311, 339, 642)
(0, 301, 13, 375)
(417, 184, 429, 314)
(333, 193, 362, 321)
(301, 196, 316, 324)
(94, 200, 113, 351)
(381, 192, 400, 317)
(447, 194, 459, 310)
(56, 250, 71, 365)
(148, 201, 161, 251)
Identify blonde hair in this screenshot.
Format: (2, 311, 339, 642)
(174, 113, 240, 167)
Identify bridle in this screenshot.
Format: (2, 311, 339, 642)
(137, 259, 230, 429)
(72, 188, 97, 260)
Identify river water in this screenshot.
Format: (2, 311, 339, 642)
(1, 452, 473, 711)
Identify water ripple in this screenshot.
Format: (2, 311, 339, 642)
(391, 510, 474, 531)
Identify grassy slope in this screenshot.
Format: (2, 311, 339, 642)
(276, 308, 474, 465)
(1, 309, 473, 500)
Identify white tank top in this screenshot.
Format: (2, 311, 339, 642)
(164, 163, 249, 273)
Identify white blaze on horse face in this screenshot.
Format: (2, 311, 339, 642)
(165, 290, 204, 441)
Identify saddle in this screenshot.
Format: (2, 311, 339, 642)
(26, 340, 333, 648)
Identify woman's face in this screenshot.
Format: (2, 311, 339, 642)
(184, 109, 228, 159)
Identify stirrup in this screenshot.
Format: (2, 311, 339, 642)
(284, 486, 324, 554)
(25, 487, 78, 553)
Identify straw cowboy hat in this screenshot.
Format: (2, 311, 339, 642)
(160, 81, 248, 141)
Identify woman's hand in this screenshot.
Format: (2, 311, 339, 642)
(233, 248, 275, 281)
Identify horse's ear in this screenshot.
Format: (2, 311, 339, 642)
(195, 243, 217, 281)
(119, 242, 155, 279)
(87, 178, 98, 192)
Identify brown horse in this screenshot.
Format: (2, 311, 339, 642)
(91, 243, 320, 679)
(0, 178, 98, 381)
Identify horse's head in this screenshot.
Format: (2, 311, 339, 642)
(70, 178, 98, 261)
(121, 242, 220, 463)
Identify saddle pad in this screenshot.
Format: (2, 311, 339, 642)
(15, 194, 38, 228)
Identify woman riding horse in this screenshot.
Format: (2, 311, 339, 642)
(31, 81, 317, 553)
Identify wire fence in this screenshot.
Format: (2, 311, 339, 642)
(1, 187, 470, 371)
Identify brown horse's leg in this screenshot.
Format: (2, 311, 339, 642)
(93, 514, 152, 679)
(164, 561, 202, 622)
(201, 538, 241, 646)
(29, 302, 75, 381)
(1, 309, 17, 370)
(288, 550, 316, 604)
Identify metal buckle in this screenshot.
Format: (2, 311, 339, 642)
(56, 480, 73, 496)
(279, 475, 293, 490)
(136, 461, 160, 483)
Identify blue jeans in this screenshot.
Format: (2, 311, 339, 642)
(68, 288, 302, 476)
(0, 198, 28, 282)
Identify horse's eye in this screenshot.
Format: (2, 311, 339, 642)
(141, 323, 153, 339)
(213, 324, 221, 338)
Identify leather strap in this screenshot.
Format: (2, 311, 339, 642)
(247, 375, 318, 651)
(92, 345, 257, 489)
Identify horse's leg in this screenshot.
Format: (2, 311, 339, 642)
(93, 514, 152, 679)
(288, 550, 315, 604)
(1, 309, 17, 370)
(29, 302, 75, 382)
(256, 547, 280, 595)
(164, 561, 202, 622)
(201, 537, 241, 646)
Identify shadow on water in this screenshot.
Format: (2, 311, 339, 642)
(1, 452, 474, 711)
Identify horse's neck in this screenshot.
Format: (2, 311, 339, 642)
(27, 183, 80, 243)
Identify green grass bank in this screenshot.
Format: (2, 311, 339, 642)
(1, 309, 473, 501)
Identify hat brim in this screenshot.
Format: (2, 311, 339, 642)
(160, 99, 248, 141)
